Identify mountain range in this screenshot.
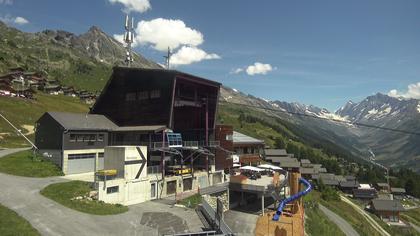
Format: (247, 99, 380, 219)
(1, 21, 419, 172)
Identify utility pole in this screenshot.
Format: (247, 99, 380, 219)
(124, 14, 135, 67)
(163, 47, 172, 69)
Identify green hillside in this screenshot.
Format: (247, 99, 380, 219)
(0, 93, 89, 148)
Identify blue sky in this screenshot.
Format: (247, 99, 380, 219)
(1, 0, 420, 111)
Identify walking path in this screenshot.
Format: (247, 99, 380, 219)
(340, 195, 391, 236)
(318, 203, 360, 236)
(0, 148, 204, 236)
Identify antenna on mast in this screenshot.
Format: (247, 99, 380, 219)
(163, 47, 172, 69)
(124, 14, 135, 67)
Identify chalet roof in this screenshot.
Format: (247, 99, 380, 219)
(318, 168, 327, 173)
(232, 131, 264, 145)
(372, 199, 405, 212)
(353, 188, 377, 199)
(376, 183, 389, 187)
(340, 181, 360, 188)
(345, 176, 356, 181)
(323, 179, 339, 186)
(265, 149, 288, 156)
(113, 125, 166, 132)
(390, 188, 406, 194)
(301, 159, 311, 164)
(279, 161, 301, 168)
(300, 167, 318, 175)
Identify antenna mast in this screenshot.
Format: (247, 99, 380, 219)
(124, 14, 135, 67)
(163, 47, 172, 69)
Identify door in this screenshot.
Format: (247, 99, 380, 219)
(67, 153, 96, 174)
(151, 183, 157, 199)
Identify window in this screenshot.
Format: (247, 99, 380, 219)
(167, 133, 183, 147)
(68, 153, 96, 160)
(107, 186, 119, 194)
(150, 89, 161, 99)
(98, 152, 104, 158)
(125, 92, 136, 101)
(69, 134, 76, 142)
(226, 134, 233, 141)
(76, 134, 84, 142)
(89, 134, 96, 141)
(83, 135, 91, 142)
(98, 134, 104, 142)
(138, 91, 148, 100)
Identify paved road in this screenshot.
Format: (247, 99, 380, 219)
(0, 147, 31, 158)
(0, 148, 205, 235)
(340, 195, 391, 236)
(318, 204, 360, 236)
(224, 210, 258, 236)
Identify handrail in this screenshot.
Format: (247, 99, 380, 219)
(200, 198, 234, 235)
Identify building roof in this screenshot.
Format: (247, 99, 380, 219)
(345, 175, 356, 181)
(265, 149, 288, 156)
(232, 131, 264, 145)
(47, 112, 117, 131)
(323, 179, 339, 186)
(391, 187, 406, 194)
(372, 199, 405, 212)
(318, 168, 327, 173)
(46, 112, 166, 132)
(353, 188, 377, 199)
(301, 159, 311, 164)
(340, 181, 360, 188)
(279, 161, 301, 168)
(376, 183, 389, 187)
(300, 167, 318, 175)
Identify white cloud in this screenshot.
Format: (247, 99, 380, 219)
(0, 14, 29, 25)
(108, 0, 151, 13)
(230, 68, 243, 74)
(246, 62, 273, 75)
(14, 16, 28, 25)
(135, 18, 204, 51)
(170, 46, 220, 66)
(388, 82, 420, 99)
(0, 0, 13, 5)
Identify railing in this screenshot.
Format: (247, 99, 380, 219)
(184, 141, 199, 148)
(147, 165, 161, 175)
(200, 198, 234, 236)
(163, 231, 219, 236)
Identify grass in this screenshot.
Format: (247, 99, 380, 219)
(367, 210, 420, 236)
(307, 190, 382, 236)
(402, 208, 420, 226)
(0, 203, 40, 236)
(0, 150, 63, 177)
(40, 181, 128, 215)
(304, 192, 346, 236)
(0, 93, 89, 148)
(178, 194, 202, 209)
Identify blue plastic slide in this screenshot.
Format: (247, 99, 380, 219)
(272, 177, 312, 221)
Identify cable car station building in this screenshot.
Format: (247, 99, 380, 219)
(35, 67, 230, 203)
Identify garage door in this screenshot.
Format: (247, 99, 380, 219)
(67, 153, 96, 174)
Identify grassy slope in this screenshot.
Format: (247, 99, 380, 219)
(0, 203, 40, 236)
(402, 208, 420, 226)
(40, 181, 128, 215)
(304, 192, 346, 236)
(0, 93, 89, 148)
(0, 150, 63, 177)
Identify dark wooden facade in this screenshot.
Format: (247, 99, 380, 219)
(91, 67, 220, 142)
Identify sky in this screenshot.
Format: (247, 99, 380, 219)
(1, 0, 420, 111)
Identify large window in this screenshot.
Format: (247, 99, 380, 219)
(69, 134, 76, 142)
(138, 91, 148, 100)
(150, 89, 161, 99)
(68, 153, 96, 160)
(107, 186, 119, 194)
(125, 92, 136, 101)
